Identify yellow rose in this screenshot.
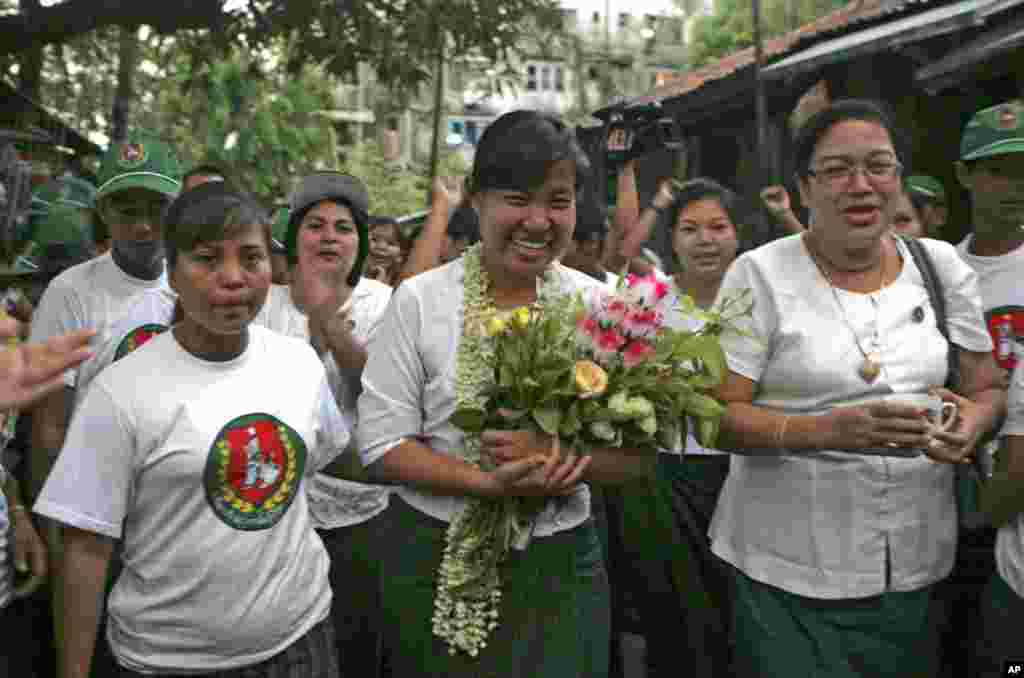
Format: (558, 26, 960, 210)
(486, 315, 508, 337)
(511, 306, 532, 331)
(574, 360, 609, 399)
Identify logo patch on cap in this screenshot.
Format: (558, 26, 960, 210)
(119, 142, 148, 168)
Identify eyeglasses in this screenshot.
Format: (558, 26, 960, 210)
(807, 157, 903, 188)
(103, 199, 170, 224)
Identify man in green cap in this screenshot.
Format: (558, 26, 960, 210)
(904, 174, 948, 236)
(29, 132, 180, 496)
(949, 99, 1024, 676)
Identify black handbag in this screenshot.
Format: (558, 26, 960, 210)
(900, 235, 989, 530)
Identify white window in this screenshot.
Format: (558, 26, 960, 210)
(540, 65, 551, 91)
(555, 66, 565, 92)
(526, 64, 538, 91)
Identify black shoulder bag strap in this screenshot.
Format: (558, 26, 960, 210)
(899, 235, 961, 390)
(899, 235, 989, 528)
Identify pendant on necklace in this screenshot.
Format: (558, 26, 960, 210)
(859, 351, 882, 383)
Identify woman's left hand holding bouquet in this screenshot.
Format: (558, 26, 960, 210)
(479, 430, 591, 497)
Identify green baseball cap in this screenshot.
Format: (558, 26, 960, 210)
(96, 132, 183, 201)
(904, 175, 946, 203)
(32, 204, 94, 249)
(28, 205, 96, 275)
(960, 99, 1024, 162)
(32, 176, 97, 211)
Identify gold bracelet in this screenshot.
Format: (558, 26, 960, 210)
(776, 415, 791, 450)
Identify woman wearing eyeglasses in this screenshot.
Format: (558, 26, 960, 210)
(708, 100, 1006, 677)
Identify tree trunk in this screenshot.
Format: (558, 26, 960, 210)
(110, 24, 139, 144)
(426, 27, 446, 203)
(17, 0, 43, 104)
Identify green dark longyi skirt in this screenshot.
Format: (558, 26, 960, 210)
(378, 496, 610, 678)
(731, 566, 948, 678)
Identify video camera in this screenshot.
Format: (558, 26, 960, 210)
(602, 101, 685, 167)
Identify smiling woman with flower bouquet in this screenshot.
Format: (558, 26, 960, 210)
(357, 111, 727, 677)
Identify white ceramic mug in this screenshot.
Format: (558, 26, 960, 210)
(884, 393, 958, 435)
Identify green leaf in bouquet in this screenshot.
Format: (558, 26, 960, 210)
(532, 407, 562, 436)
(696, 415, 721, 448)
(683, 392, 725, 419)
(450, 408, 488, 433)
(559, 402, 582, 437)
(496, 408, 529, 422)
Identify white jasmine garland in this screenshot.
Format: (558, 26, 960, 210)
(432, 244, 559, 657)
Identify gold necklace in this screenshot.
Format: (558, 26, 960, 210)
(804, 234, 887, 384)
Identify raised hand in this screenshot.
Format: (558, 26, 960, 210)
(0, 321, 93, 410)
(760, 185, 792, 216)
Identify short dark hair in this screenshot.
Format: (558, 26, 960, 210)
(447, 204, 481, 244)
(792, 99, 908, 180)
(369, 215, 411, 255)
(163, 182, 270, 271)
(466, 110, 590, 196)
(666, 178, 748, 240)
(664, 178, 750, 270)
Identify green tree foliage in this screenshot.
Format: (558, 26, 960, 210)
(342, 138, 468, 217)
(686, 0, 848, 67)
(153, 52, 337, 200)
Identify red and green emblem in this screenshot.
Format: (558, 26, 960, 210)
(119, 142, 147, 168)
(113, 323, 168, 362)
(203, 413, 306, 531)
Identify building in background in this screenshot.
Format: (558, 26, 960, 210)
(323, 0, 706, 171)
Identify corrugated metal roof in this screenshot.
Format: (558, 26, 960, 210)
(762, 0, 990, 77)
(598, 0, 939, 111)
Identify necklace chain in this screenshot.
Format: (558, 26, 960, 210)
(803, 234, 888, 383)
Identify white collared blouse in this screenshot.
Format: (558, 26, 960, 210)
(710, 234, 992, 599)
(357, 258, 604, 536)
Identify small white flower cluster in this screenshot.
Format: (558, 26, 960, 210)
(431, 245, 560, 658)
(433, 504, 503, 656)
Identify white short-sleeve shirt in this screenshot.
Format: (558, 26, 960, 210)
(74, 286, 177, 407)
(34, 326, 347, 673)
(357, 258, 602, 536)
(257, 278, 394, 530)
(996, 363, 1024, 598)
(28, 253, 169, 387)
(710, 234, 992, 600)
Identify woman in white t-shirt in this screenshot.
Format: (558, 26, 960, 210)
(974, 362, 1024, 675)
(710, 100, 1007, 677)
(604, 177, 746, 678)
(358, 110, 654, 677)
(259, 171, 392, 678)
(34, 183, 350, 678)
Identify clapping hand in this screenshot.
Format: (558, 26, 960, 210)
(0, 319, 93, 410)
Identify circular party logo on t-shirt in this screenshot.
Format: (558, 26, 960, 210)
(204, 413, 307, 531)
(113, 324, 168, 362)
(985, 306, 1024, 371)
